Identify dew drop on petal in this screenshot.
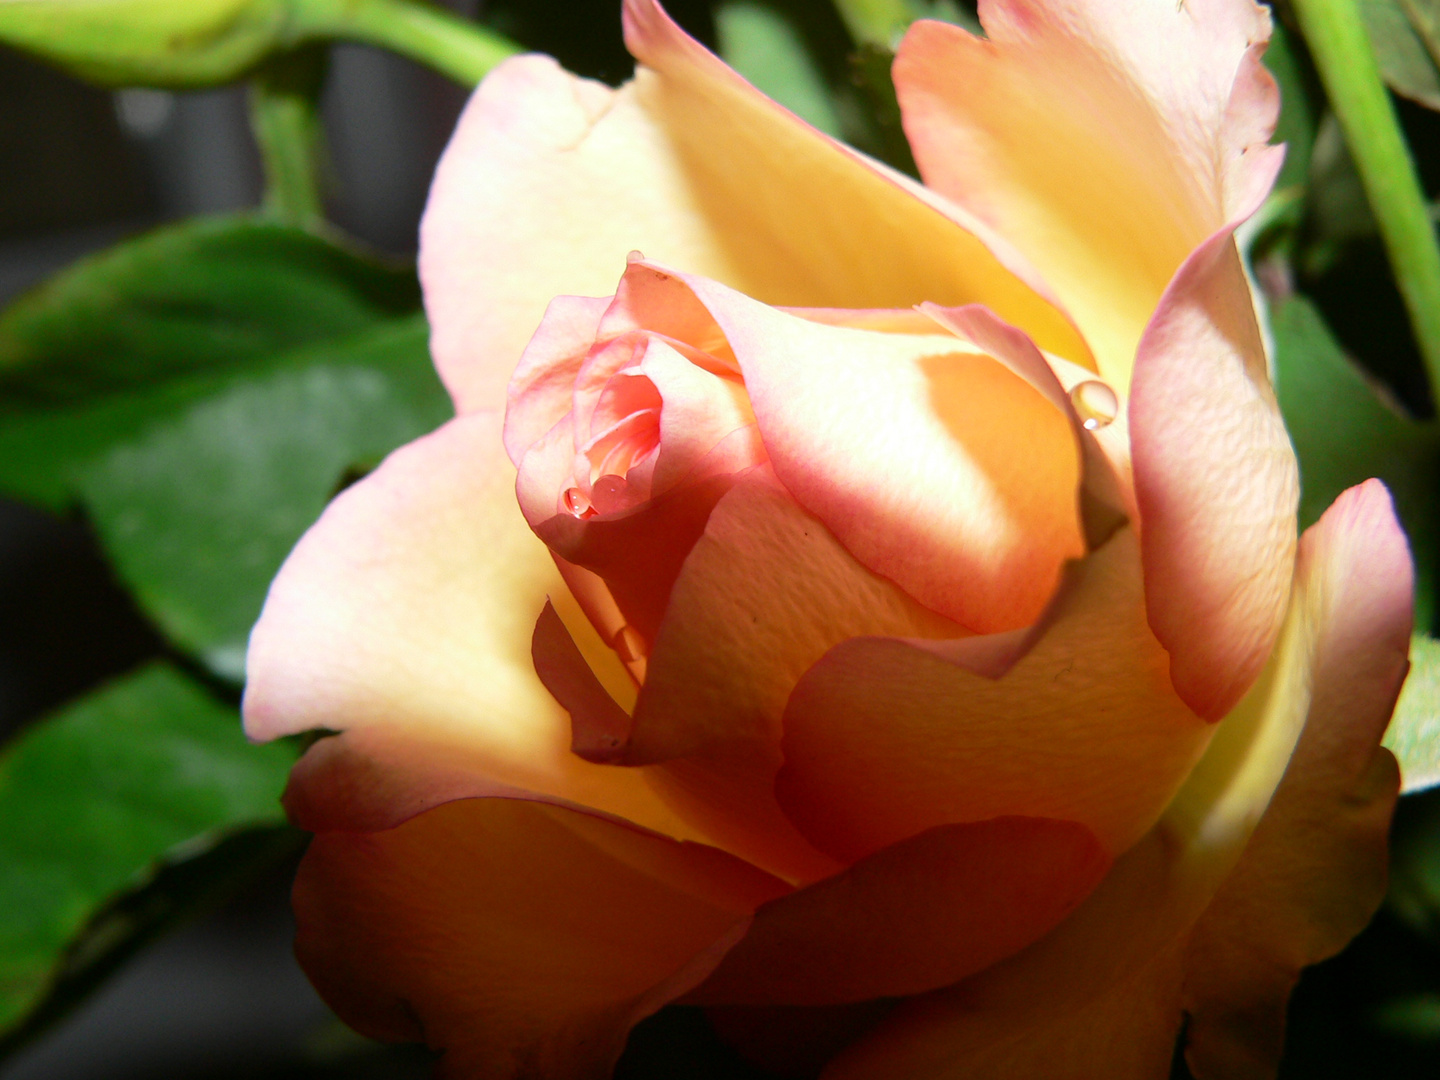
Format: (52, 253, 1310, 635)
(1069, 379, 1118, 430)
(562, 486, 593, 517)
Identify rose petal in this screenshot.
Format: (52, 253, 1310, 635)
(621, 469, 964, 884)
(893, 0, 1284, 392)
(1131, 235, 1299, 720)
(820, 481, 1410, 1080)
(686, 817, 1109, 1006)
(678, 271, 1086, 632)
(628, 469, 963, 765)
(776, 527, 1211, 863)
(419, 0, 1087, 416)
(503, 294, 612, 465)
(242, 412, 707, 844)
(1180, 480, 1411, 1079)
(294, 797, 788, 1079)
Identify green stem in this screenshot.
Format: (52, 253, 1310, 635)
(832, 0, 918, 48)
(293, 0, 521, 86)
(248, 47, 328, 229)
(1292, 0, 1440, 405)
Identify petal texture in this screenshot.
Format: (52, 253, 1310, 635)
(420, 0, 1085, 415)
(775, 527, 1212, 863)
(821, 481, 1410, 1080)
(894, 1, 1297, 720)
(294, 797, 789, 1079)
(686, 817, 1109, 1006)
(1180, 480, 1411, 1079)
(682, 272, 1086, 633)
(894, 0, 1283, 391)
(1130, 235, 1299, 720)
(242, 412, 705, 843)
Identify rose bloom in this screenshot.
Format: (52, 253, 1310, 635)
(243, 0, 1415, 1077)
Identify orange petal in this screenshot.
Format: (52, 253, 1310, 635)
(776, 526, 1212, 863)
(1180, 479, 1412, 1079)
(628, 469, 963, 765)
(419, 0, 1086, 416)
(686, 817, 1108, 1006)
(1131, 236, 1299, 719)
(621, 468, 963, 884)
(893, 0, 1283, 392)
(820, 481, 1410, 1080)
(681, 272, 1085, 633)
(294, 797, 789, 1078)
(242, 412, 708, 844)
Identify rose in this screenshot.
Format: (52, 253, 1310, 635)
(242, 0, 1415, 1077)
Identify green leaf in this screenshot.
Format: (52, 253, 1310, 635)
(716, 2, 844, 136)
(1360, 0, 1440, 110)
(0, 825, 304, 1060)
(0, 663, 294, 1035)
(0, 214, 418, 408)
(75, 316, 450, 681)
(1387, 633, 1440, 792)
(1267, 19, 1321, 189)
(1270, 295, 1440, 628)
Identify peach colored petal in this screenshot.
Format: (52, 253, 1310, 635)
(678, 271, 1085, 633)
(1180, 479, 1412, 1079)
(776, 527, 1211, 864)
(627, 469, 964, 766)
(599, 469, 963, 885)
(503, 294, 611, 465)
(820, 481, 1409, 1080)
(685, 817, 1109, 1007)
(530, 466, 748, 645)
(532, 600, 633, 765)
(894, 0, 1283, 393)
(242, 412, 708, 845)
(293, 798, 789, 1079)
(419, 2, 1088, 417)
(1132, 235, 1299, 719)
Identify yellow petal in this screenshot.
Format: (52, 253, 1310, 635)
(821, 481, 1410, 1080)
(294, 798, 788, 1079)
(419, 0, 1086, 415)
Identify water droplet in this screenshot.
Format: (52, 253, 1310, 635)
(627, 249, 646, 264)
(613, 625, 647, 663)
(562, 487, 593, 517)
(1069, 379, 1118, 430)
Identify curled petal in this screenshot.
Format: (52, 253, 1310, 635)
(894, 0, 1283, 391)
(420, 0, 1086, 415)
(679, 271, 1085, 633)
(821, 481, 1411, 1080)
(776, 527, 1211, 863)
(627, 469, 963, 765)
(294, 798, 788, 1079)
(1180, 479, 1411, 1078)
(1132, 237, 1298, 719)
(243, 413, 706, 844)
(687, 817, 1109, 1007)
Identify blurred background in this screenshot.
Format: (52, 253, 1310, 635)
(2, 0, 1440, 1077)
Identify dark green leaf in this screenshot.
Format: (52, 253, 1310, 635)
(0, 663, 294, 1035)
(0, 213, 418, 408)
(1360, 0, 1440, 111)
(76, 315, 451, 680)
(0, 824, 305, 1060)
(1271, 294, 1440, 628)
(716, 1, 843, 135)
(1267, 19, 1320, 189)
